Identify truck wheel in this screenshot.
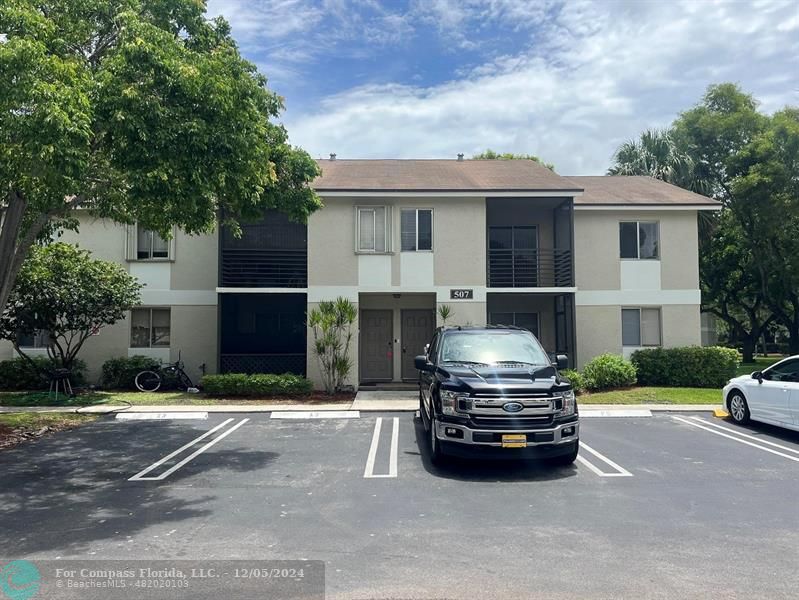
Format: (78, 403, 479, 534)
(429, 418, 444, 465)
(548, 441, 579, 467)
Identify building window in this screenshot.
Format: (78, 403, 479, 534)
(131, 308, 171, 348)
(622, 307, 661, 346)
(136, 225, 170, 260)
(620, 221, 659, 259)
(356, 207, 390, 253)
(401, 208, 433, 251)
(489, 312, 539, 338)
(18, 330, 49, 348)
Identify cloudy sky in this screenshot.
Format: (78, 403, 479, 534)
(206, 0, 799, 175)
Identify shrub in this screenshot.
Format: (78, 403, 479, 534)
(201, 373, 313, 396)
(308, 297, 357, 394)
(101, 355, 161, 390)
(631, 346, 740, 388)
(0, 356, 87, 390)
(560, 368, 586, 394)
(582, 354, 637, 391)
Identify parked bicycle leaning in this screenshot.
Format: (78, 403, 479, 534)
(134, 351, 195, 392)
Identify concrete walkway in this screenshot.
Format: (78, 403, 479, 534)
(0, 402, 722, 414)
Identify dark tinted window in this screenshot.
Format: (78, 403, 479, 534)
(767, 359, 799, 382)
(620, 222, 638, 258)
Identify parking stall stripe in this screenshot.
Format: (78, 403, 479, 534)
(577, 442, 633, 477)
(690, 417, 799, 455)
(129, 418, 249, 481)
(128, 418, 235, 480)
(363, 417, 383, 478)
(363, 417, 399, 479)
(673, 416, 799, 463)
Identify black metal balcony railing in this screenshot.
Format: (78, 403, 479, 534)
(488, 248, 572, 288)
(220, 248, 307, 287)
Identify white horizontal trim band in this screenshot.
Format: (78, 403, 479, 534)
(575, 289, 701, 306)
(140, 290, 217, 305)
(318, 190, 581, 198)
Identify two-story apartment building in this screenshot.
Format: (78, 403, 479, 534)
(0, 158, 720, 389)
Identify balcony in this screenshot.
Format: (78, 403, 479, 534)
(220, 248, 306, 287)
(220, 210, 307, 288)
(488, 247, 572, 288)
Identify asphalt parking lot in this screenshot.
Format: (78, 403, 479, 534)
(2, 410, 799, 599)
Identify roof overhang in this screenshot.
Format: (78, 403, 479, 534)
(574, 204, 721, 211)
(316, 190, 583, 198)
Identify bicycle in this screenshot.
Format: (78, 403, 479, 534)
(134, 352, 194, 392)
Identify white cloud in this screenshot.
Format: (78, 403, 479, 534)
(283, 0, 799, 174)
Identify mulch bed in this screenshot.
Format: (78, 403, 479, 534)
(0, 418, 91, 451)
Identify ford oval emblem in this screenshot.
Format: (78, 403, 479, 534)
(502, 402, 524, 413)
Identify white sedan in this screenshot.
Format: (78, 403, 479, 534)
(723, 355, 799, 432)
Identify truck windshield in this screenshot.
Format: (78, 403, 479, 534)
(439, 331, 550, 366)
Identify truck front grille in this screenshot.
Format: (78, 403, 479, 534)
(469, 415, 554, 429)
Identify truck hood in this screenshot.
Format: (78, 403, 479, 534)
(438, 364, 569, 394)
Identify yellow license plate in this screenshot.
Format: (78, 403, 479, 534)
(501, 434, 527, 448)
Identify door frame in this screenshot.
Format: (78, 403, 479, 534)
(359, 309, 394, 383)
(400, 309, 436, 382)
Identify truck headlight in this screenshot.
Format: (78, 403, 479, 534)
(440, 390, 467, 416)
(557, 389, 576, 416)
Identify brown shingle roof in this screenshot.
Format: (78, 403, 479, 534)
(567, 175, 720, 206)
(313, 159, 581, 192)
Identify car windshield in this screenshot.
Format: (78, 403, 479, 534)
(439, 331, 550, 366)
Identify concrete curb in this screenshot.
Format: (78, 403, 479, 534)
(0, 402, 723, 414)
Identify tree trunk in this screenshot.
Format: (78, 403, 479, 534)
(0, 190, 50, 317)
(741, 337, 756, 363)
(788, 322, 799, 356)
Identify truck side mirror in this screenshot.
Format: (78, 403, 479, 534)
(556, 354, 569, 370)
(415, 355, 432, 372)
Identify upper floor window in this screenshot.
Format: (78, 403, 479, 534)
(131, 308, 171, 348)
(620, 221, 659, 259)
(137, 225, 170, 260)
(622, 307, 661, 346)
(356, 206, 390, 253)
(401, 208, 433, 251)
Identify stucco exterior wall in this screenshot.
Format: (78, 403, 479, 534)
(661, 304, 702, 347)
(575, 305, 622, 369)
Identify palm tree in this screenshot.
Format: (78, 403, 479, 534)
(608, 128, 705, 193)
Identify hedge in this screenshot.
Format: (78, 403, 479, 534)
(0, 356, 87, 390)
(631, 346, 740, 388)
(101, 355, 161, 390)
(560, 369, 586, 394)
(201, 373, 313, 396)
(582, 354, 637, 391)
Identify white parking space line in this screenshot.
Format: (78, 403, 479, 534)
(577, 442, 633, 477)
(673, 416, 799, 463)
(271, 411, 360, 419)
(116, 412, 208, 420)
(129, 418, 249, 481)
(363, 417, 399, 478)
(689, 417, 799, 455)
(581, 409, 652, 418)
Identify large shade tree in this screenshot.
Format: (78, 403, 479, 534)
(0, 0, 322, 317)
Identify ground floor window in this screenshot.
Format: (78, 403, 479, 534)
(488, 312, 539, 337)
(131, 308, 171, 348)
(18, 329, 49, 348)
(622, 307, 661, 346)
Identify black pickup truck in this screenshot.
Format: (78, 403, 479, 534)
(415, 325, 579, 465)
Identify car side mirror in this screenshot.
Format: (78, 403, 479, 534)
(752, 371, 763, 383)
(415, 355, 432, 372)
(555, 354, 569, 370)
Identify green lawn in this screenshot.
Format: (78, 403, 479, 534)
(579, 386, 721, 405)
(735, 355, 785, 377)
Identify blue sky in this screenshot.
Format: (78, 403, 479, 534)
(206, 0, 799, 175)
